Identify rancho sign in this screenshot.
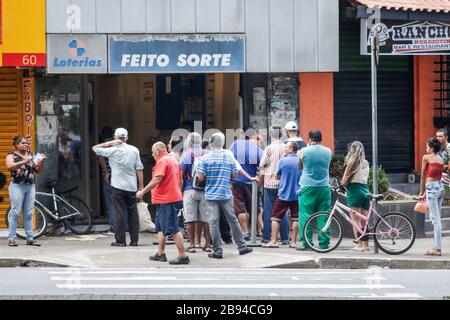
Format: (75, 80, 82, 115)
(361, 20, 450, 55)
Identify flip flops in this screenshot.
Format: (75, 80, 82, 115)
(425, 248, 442, 256)
(352, 245, 369, 253)
(8, 240, 18, 247)
(186, 246, 197, 253)
(202, 246, 213, 252)
(262, 242, 279, 248)
(26, 240, 41, 247)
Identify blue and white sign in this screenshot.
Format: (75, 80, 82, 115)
(47, 35, 107, 74)
(108, 34, 245, 73)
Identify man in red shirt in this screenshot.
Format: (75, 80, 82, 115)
(137, 142, 190, 265)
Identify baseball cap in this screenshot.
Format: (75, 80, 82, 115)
(284, 121, 298, 131)
(114, 128, 128, 139)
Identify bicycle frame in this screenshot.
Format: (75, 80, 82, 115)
(326, 193, 394, 241)
(35, 189, 81, 221)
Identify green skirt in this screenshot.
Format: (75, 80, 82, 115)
(347, 183, 370, 210)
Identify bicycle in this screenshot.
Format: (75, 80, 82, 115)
(302, 184, 416, 255)
(5, 180, 93, 239)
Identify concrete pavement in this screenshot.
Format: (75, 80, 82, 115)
(1, 232, 450, 269)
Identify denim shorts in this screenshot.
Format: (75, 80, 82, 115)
(155, 202, 181, 236)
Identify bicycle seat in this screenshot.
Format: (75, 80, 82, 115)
(366, 193, 383, 200)
(46, 180, 58, 188)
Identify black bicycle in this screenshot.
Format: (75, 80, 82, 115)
(5, 181, 92, 239)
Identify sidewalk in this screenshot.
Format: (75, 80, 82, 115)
(1, 231, 449, 269)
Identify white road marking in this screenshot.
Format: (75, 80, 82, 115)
(56, 283, 404, 289)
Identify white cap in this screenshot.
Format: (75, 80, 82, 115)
(284, 121, 298, 131)
(114, 128, 128, 139)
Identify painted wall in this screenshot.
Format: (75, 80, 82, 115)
(414, 56, 440, 172)
(299, 73, 334, 152)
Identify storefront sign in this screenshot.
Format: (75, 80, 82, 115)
(22, 78, 35, 141)
(0, 0, 46, 66)
(47, 35, 107, 73)
(362, 20, 450, 55)
(109, 34, 245, 73)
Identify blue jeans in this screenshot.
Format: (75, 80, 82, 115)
(263, 188, 289, 242)
(8, 183, 36, 241)
(102, 181, 114, 229)
(426, 181, 444, 250)
(206, 199, 248, 256)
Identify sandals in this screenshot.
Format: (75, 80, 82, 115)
(202, 246, 213, 252)
(425, 248, 442, 256)
(262, 242, 279, 248)
(352, 245, 369, 253)
(26, 240, 41, 247)
(186, 246, 197, 253)
(8, 240, 18, 247)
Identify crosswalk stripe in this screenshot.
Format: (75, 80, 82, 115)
(56, 283, 404, 289)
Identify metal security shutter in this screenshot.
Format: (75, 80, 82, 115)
(0, 68, 22, 228)
(334, 21, 414, 173)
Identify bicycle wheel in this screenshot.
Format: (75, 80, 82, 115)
(5, 203, 47, 240)
(374, 212, 416, 255)
(60, 195, 92, 235)
(303, 212, 343, 253)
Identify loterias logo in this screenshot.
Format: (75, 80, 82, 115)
(53, 40, 103, 68)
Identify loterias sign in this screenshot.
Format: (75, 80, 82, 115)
(361, 20, 450, 55)
(109, 34, 245, 73)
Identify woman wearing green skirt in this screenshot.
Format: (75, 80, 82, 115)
(341, 141, 370, 252)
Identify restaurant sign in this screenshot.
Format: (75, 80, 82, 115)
(362, 20, 450, 55)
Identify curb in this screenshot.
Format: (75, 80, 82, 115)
(269, 257, 450, 269)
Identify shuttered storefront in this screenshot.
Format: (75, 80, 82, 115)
(0, 68, 23, 228)
(334, 21, 414, 173)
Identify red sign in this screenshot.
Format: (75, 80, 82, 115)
(22, 78, 35, 140)
(2, 53, 46, 66)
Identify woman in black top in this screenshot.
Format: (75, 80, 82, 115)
(5, 136, 46, 246)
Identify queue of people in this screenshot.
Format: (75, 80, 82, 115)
(6, 123, 446, 259)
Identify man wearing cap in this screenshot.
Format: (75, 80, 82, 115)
(297, 130, 332, 250)
(92, 128, 144, 247)
(285, 121, 306, 150)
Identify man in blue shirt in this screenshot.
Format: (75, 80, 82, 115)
(298, 130, 332, 250)
(262, 142, 302, 248)
(196, 132, 253, 259)
(230, 132, 263, 239)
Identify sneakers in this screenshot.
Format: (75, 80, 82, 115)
(239, 247, 253, 255)
(129, 242, 138, 247)
(208, 252, 223, 259)
(169, 255, 191, 265)
(149, 253, 167, 262)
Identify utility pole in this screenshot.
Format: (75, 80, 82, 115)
(371, 33, 380, 254)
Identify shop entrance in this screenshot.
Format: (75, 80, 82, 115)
(89, 73, 240, 224)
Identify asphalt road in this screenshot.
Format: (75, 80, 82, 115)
(0, 268, 449, 300)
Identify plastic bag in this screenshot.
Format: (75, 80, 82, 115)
(137, 201, 155, 232)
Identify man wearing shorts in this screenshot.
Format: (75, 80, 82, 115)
(230, 132, 263, 239)
(137, 142, 189, 265)
(179, 132, 212, 252)
(262, 142, 302, 248)
(298, 130, 332, 250)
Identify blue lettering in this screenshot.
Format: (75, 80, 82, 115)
(96, 60, 102, 67)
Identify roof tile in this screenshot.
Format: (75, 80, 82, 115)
(355, 0, 450, 13)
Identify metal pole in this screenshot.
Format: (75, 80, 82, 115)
(248, 180, 261, 247)
(371, 35, 379, 254)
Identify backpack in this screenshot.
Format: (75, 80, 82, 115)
(190, 152, 206, 190)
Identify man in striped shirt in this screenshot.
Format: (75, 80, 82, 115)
(196, 132, 253, 259)
(259, 126, 290, 244)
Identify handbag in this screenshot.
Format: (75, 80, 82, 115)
(414, 199, 429, 214)
(137, 200, 156, 232)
